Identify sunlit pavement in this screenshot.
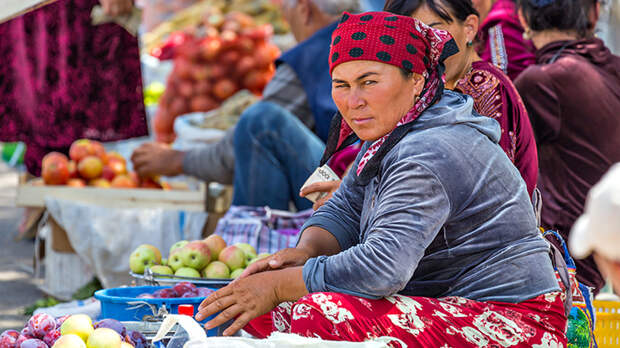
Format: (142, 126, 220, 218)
(0, 162, 42, 330)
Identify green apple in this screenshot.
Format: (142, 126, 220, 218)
(168, 250, 184, 272)
(60, 314, 94, 342)
(257, 253, 271, 260)
(86, 328, 121, 348)
(203, 235, 227, 261)
(229, 268, 244, 279)
(150, 265, 174, 277)
(52, 334, 87, 348)
(179, 241, 211, 270)
(247, 257, 259, 266)
(234, 243, 257, 264)
(129, 247, 157, 274)
(202, 261, 230, 279)
(218, 245, 246, 271)
(169, 240, 188, 255)
(175, 267, 201, 278)
(161, 258, 168, 266)
(135, 244, 162, 264)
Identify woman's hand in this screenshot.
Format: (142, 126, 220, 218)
(196, 268, 306, 336)
(237, 248, 311, 279)
(99, 0, 133, 16)
(300, 180, 342, 210)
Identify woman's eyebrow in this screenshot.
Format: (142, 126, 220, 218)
(333, 72, 379, 84)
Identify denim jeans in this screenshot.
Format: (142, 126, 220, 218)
(232, 101, 325, 211)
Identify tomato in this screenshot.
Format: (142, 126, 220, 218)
(243, 24, 274, 42)
(213, 79, 238, 100)
(200, 37, 222, 61)
(190, 95, 218, 112)
(174, 58, 193, 80)
(191, 64, 210, 81)
(169, 97, 188, 117)
(236, 56, 256, 77)
(194, 80, 211, 95)
(220, 50, 241, 64)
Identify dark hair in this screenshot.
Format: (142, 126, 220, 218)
(516, 0, 597, 38)
(400, 67, 415, 79)
(383, 0, 479, 23)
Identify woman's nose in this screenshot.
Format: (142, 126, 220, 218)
(347, 89, 365, 109)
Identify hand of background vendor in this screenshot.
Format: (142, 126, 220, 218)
(299, 180, 342, 210)
(131, 142, 185, 178)
(196, 267, 307, 336)
(237, 247, 312, 279)
(99, 0, 133, 16)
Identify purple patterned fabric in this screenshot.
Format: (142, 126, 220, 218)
(214, 206, 314, 254)
(0, 0, 148, 175)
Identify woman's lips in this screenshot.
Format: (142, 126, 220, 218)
(351, 117, 373, 125)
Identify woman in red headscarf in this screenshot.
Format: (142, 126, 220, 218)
(196, 12, 566, 346)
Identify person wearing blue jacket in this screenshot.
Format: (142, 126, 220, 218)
(196, 12, 567, 346)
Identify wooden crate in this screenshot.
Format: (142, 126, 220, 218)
(17, 177, 206, 212)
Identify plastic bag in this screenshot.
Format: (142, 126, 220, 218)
(152, 315, 397, 348)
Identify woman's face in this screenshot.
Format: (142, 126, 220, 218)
(331, 60, 423, 142)
(412, 3, 478, 87)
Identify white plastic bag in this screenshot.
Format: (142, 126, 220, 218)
(152, 315, 401, 348)
(44, 197, 207, 288)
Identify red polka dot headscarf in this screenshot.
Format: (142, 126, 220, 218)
(321, 11, 458, 184)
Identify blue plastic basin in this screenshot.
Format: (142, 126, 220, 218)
(94, 286, 222, 336)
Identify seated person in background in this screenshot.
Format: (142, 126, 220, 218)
(303, 0, 538, 209)
(132, 0, 360, 211)
(570, 163, 620, 294)
(514, 0, 620, 295)
(196, 12, 566, 346)
(471, 0, 535, 79)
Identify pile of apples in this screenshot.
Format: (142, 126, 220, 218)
(0, 314, 147, 348)
(129, 235, 270, 280)
(153, 10, 280, 143)
(40, 139, 164, 189)
(137, 282, 214, 299)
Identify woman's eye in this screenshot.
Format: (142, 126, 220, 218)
(334, 84, 349, 89)
(363, 80, 377, 86)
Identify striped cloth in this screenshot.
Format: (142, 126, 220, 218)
(214, 206, 313, 254)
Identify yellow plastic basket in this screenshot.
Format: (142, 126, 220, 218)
(594, 300, 620, 347)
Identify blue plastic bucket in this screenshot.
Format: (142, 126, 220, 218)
(94, 286, 222, 336)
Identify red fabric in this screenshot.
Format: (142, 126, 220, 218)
(0, 0, 148, 175)
(327, 12, 456, 177)
(245, 292, 567, 347)
(456, 60, 538, 197)
(329, 12, 431, 75)
(328, 144, 361, 177)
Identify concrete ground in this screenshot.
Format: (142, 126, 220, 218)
(0, 162, 43, 331)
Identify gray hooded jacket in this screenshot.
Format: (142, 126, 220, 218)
(301, 90, 559, 303)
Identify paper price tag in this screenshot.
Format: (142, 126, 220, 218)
(301, 165, 340, 203)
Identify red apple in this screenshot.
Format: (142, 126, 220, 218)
(41, 152, 70, 185)
(67, 178, 86, 188)
(78, 156, 103, 179)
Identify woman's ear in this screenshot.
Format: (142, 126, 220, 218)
(412, 74, 425, 97)
(463, 14, 480, 44)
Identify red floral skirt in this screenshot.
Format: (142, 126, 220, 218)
(244, 292, 567, 347)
